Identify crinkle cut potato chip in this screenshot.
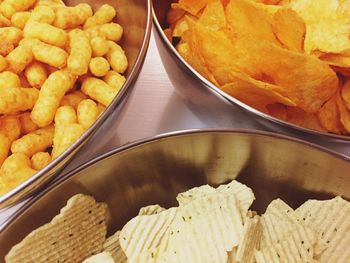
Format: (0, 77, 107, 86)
(83, 252, 115, 263)
(103, 231, 127, 263)
(165, 0, 350, 136)
(296, 197, 350, 263)
(5, 194, 108, 263)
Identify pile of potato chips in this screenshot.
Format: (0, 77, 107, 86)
(0, 0, 127, 195)
(6, 180, 350, 262)
(165, 0, 350, 135)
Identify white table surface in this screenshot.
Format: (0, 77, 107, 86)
(1, 30, 350, 226)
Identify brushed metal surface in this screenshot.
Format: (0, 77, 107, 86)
(152, 0, 350, 142)
(1, 130, 350, 259)
(0, 0, 152, 209)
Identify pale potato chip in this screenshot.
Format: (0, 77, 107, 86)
(163, 193, 244, 263)
(234, 215, 262, 263)
(119, 207, 177, 262)
(103, 231, 127, 263)
(272, 8, 306, 52)
(6, 194, 108, 263)
(296, 196, 350, 263)
(138, 204, 166, 216)
(83, 252, 115, 263)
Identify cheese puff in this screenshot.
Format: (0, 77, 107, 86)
(24, 22, 67, 47)
(6, 44, 33, 73)
(36, 0, 65, 8)
(89, 57, 110, 77)
(19, 112, 38, 134)
(77, 99, 99, 129)
(30, 39, 68, 68)
(0, 41, 14, 56)
(97, 103, 106, 115)
(67, 29, 92, 75)
(0, 153, 37, 195)
(0, 14, 11, 27)
(55, 106, 77, 125)
(0, 87, 39, 114)
(53, 4, 93, 29)
(0, 71, 20, 88)
(0, 55, 7, 72)
(31, 151, 51, 170)
(84, 4, 116, 29)
(0, 134, 11, 167)
(19, 73, 31, 88)
(11, 11, 30, 29)
(0, 27, 22, 45)
(106, 41, 128, 74)
(11, 125, 54, 156)
(31, 69, 75, 127)
(60, 90, 88, 109)
(0, 0, 37, 18)
(24, 62, 47, 88)
(52, 123, 84, 159)
(28, 6, 55, 24)
(0, 115, 21, 142)
(91, 36, 109, 57)
(86, 23, 123, 42)
(81, 77, 117, 106)
(103, 70, 126, 93)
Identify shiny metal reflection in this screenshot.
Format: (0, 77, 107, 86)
(1, 129, 349, 258)
(0, 0, 152, 209)
(152, 0, 350, 142)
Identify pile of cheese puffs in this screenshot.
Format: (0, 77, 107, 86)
(0, 0, 128, 194)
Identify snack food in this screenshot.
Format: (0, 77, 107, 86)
(165, 0, 350, 135)
(0, 1, 127, 195)
(6, 179, 350, 263)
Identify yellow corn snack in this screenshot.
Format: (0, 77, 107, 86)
(106, 41, 128, 74)
(19, 112, 38, 134)
(0, 14, 11, 27)
(24, 62, 48, 88)
(77, 99, 99, 129)
(81, 77, 116, 106)
(0, 0, 36, 18)
(52, 106, 81, 159)
(0, 115, 21, 142)
(28, 5, 55, 24)
(11, 125, 54, 157)
(31, 69, 75, 127)
(0, 71, 20, 88)
(0, 87, 39, 114)
(86, 23, 123, 42)
(31, 151, 51, 170)
(89, 57, 110, 77)
(60, 90, 88, 109)
(97, 103, 106, 115)
(0, 27, 23, 45)
(6, 44, 33, 73)
(91, 36, 109, 57)
(24, 22, 68, 47)
(53, 4, 93, 29)
(0, 134, 11, 166)
(67, 29, 92, 76)
(35, 0, 65, 8)
(103, 70, 126, 93)
(11, 11, 30, 29)
(0, 55, 7, 72)
(84, 4, 116, 29)
(19, 73, 30, 88)
(30, 39, 68, 68)
(0, 153, 37, 195)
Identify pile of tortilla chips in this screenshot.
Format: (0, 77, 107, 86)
(166, 0, 350, 135)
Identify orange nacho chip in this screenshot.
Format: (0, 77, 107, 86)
(318, 95, 346, 134)
(336, 91, 350, 133)
(287, 107, 326, 132)
(267, 103, 287, 121)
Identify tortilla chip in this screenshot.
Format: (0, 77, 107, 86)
(272, 8, 306, 52)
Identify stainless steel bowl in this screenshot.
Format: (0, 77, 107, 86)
(152, 0, 350, 142)
(1, 129, 349, 259)
(0, 0, 152, 209)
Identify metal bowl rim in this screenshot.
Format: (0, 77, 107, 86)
(0, 0, 153, 207)
(2, 128, 349, 231)
(152, 6, 350, 142)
